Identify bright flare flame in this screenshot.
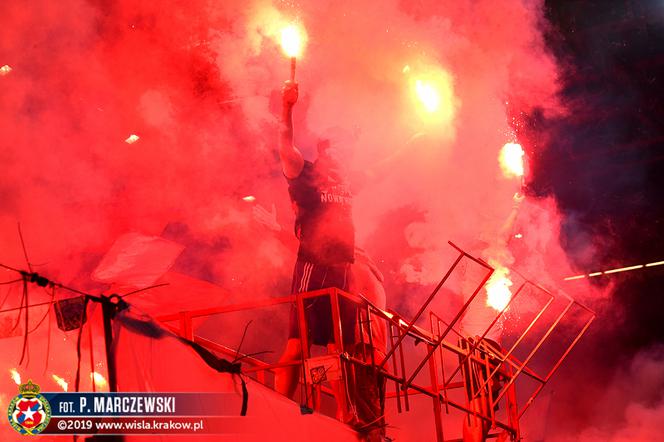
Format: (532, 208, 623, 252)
(9, 369, 21, 385)
(499, 143, 525, 178)
(0, 65, 12, 76)
(405, 65, 458, 132)
(414, 80, 441, 113)
(52, 374, 68, 391)
(91, 371, 108, 388)
(485, 267, 513, 311)
(280, 24, 307, 58)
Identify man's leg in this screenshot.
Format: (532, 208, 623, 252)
(276, 259, 309, 399)
(463, 394, 489, 442)
(275, 338, 302, 399)
(347, 344, 387, 439)
(460, 337, 490, 442)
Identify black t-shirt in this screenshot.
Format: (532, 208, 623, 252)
(287, 160, 355, 265)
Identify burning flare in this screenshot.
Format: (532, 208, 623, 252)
(499, 142, 525, 178)
(9, 369, 21, 385)
(52, 374, 69, 391)
(405, 64, 458, 131)
(280, 24, 307, 58)
(414, 80, 441, 113)
(485, 266, 513, 311)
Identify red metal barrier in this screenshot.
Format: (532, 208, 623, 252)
(157, 242, 595, 442)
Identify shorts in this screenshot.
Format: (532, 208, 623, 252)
(288, 260, 357, 346)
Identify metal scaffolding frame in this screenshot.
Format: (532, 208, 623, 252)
(157, 242, 595, 441)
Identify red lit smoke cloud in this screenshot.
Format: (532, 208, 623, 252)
(547, 345, 664, 442)
(0, 0, 578, 293)
(0, 0, 629, 440)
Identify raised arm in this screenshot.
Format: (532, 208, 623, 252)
(279, 81, 304, 179)
(498, 192, 524, 245)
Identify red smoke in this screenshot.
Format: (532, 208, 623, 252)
(0, 1, 638, 441)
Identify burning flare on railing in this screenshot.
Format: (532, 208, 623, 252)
(485, 266, 513, 311)
(499, 142, 525, 178)
(9, 369, 21, 385)
(52, 374, 69, 391)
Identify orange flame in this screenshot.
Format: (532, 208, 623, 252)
(499, 142, 524, 178)
(51, 374, 68, 391)
(485, 266, 513, 311)
(9, 369, 21, 385)
(280, 24, 307, 58)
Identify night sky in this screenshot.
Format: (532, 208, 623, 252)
(533, 0, 664, 354)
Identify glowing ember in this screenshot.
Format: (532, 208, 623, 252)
(242, 195, 256, 202)
(414, 80, 441, 113)
(91, 371, 108, 388)
(9, 369, 21, 385)
(125, 134, 140, 144)
(52, 374, 68, 391)
(485, 267, 513, 311)
(0, 65, 12, 76)
(499, 142, 525, 178)
(280, 24, 307, 58)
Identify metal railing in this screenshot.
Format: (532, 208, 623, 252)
(157, 242, 595, 442)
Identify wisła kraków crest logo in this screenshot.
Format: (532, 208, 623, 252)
(7, 379, 51, 435)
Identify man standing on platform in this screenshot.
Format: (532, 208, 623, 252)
(274, 79, 357, 422)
